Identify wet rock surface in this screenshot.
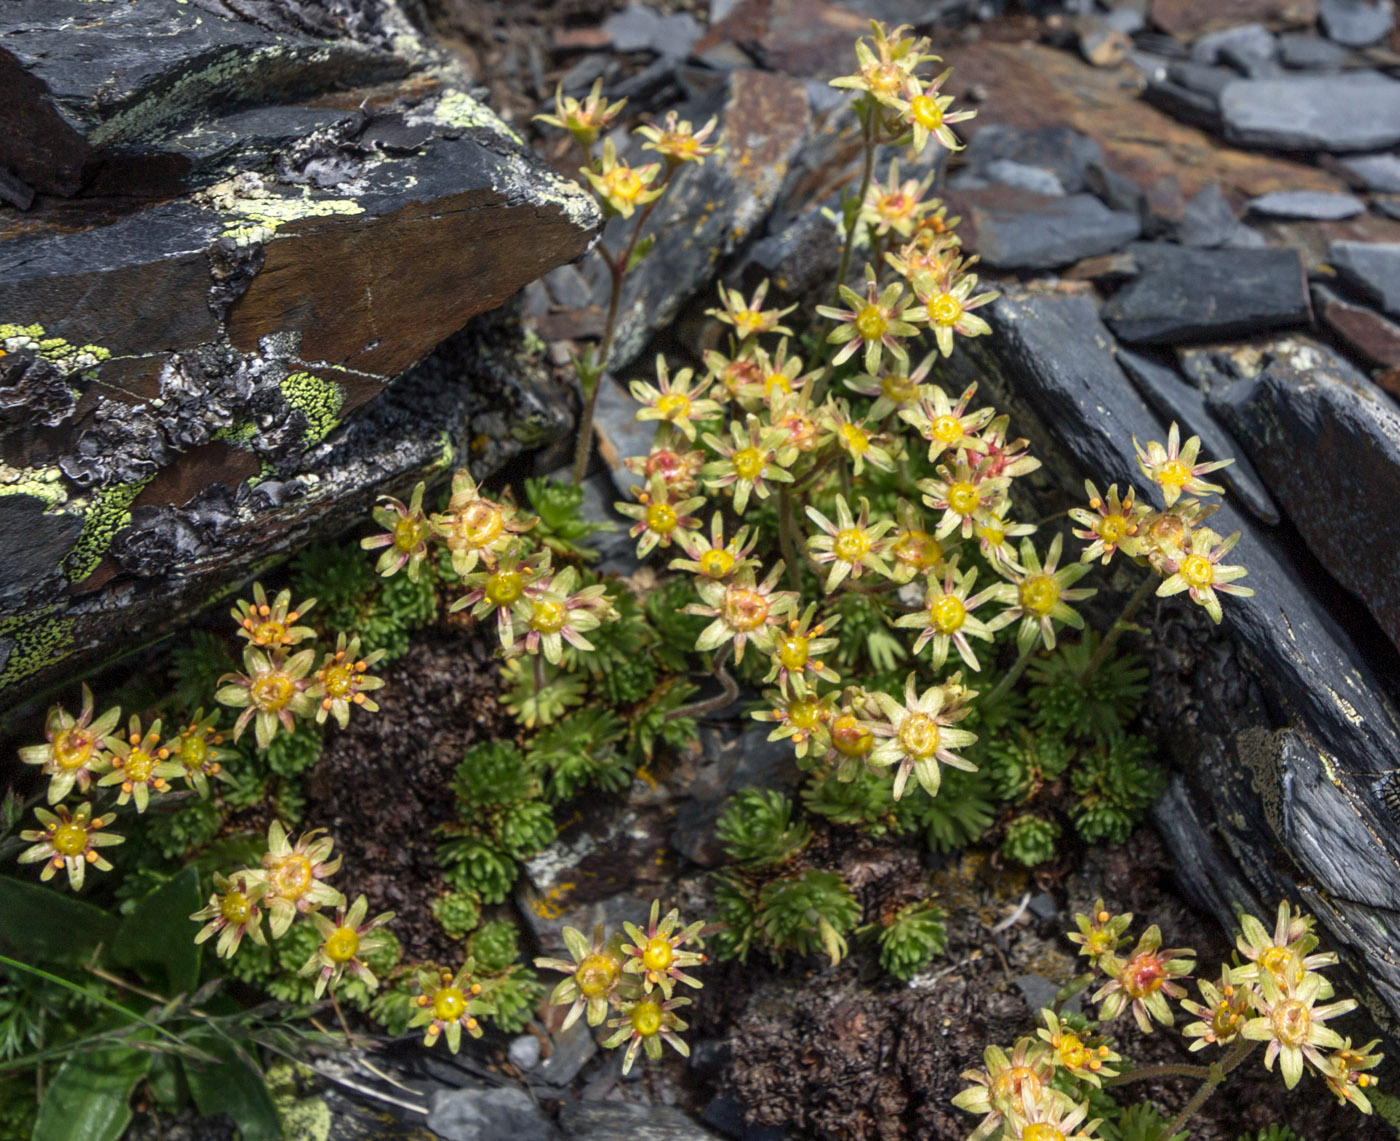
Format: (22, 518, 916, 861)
(0, 0, 597, 713)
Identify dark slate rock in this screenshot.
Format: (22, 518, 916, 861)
(1207, 336, 1400, 652)
(944, 287, 1400, 1038)
(1191, 22, 1276, 63)
(1083, 159, 1146, 215)
(1312, 283, 1400, 366)
(508, 1036, 542, 1073)
(964, 124, 1105, 194)
(1335, 152, 1400, 193)
(560, 1101, 721, 1140)
(1102, 243, 1309, 344)
(1374, 195, 1400, 221)
(530, 1018, 599, 1092)
(604, 5, 701, 58)
(1220, 73, 1400, 152)
(428, 1086, 561, 1141)
(1174, 184, 1240, 247)
(1328, 240, 1400, 318)
(949, 189, 1140, 271)
(1102, 6, 1147, 34)
(0, 494, 84, 611)
(982, 159, 1066, 196)
(1276, 31, 1350, 69)
(1246, 189, 1366, 219)
(561, 54, 620, 95)
(1143, 78, 1223, 133)
(0, 0, 410, 196)
(1115, 348, 1280, 523)
(1168, 61, 1237, 99)
(1318, 0, 1395, 45)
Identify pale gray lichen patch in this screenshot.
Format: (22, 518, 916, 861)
(418, 89, 525, 146)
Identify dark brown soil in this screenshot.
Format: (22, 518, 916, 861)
(302, 623, 511, 964)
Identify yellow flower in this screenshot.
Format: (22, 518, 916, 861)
(670, 512, 759, 582)
(1181, 968, 1253, 1052)
(1038, 1009, 1120, 1085)
(259, 821, 344, 938)
(829, 20, 939, 109)
(701, 416, 793, 514)
(894, 561, 1002, 671)
(18, 802, 123, 891)
(752, 687, 834, 759)
(582, 138, 664, 218)
(601, 994, 691, 1074)
(617, 472, 706, 559)
(989, 534, 1097, 653)
(1069, 481, 1148, 565)
(231, 582, 317, 649)
(685, 562, 798, 665)
(312, 633, 386, 728)
(536, 924, 627, 1029)
(899, 379, 994, 463)
(1092, 924, 1194, 1034)
(1155, 528, 1253, 624)
(764, 603, 841, 697)
(411, 965, 492, 1052)
(910, 265, 997, 358)
(216, 646, 319, 748)
(430, 468, 534, 576)
(805, 494, 895, 591)
(191, 871, 267, 958)
(449, 544, 552, 647)
(170, 710, 236, 798)
(1133, 421, 1232, 507)
(534, 77, 626, 149)
(98, 715, 182, 813)
(360, 481, 432, 581)
(707, 279, 796, 342)
(17, 684, 120, 804)
(1242, 965, 1357, 1089)
(299, 894, 395, 998)
(630, 355, 723, 441)
(636, 111, 721, 166)
(1323, 1037, 1383, 1114)
(951, 1038, 1058, 1141)
(859, 158, 936, 238)
(816, 267, 921, 374)
(894, 70, 977, 155)
(621, 899, 707, 999)
(869, 673, 978, 799)
(918, 458, 1011, 540)
(821, 399, 896, 475)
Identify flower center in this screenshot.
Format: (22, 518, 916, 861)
(630, 1000, 664, 1037)
(947, 481, 980, 516)
(1181, 554, 1215, 588)
(460, 501, 504, 547)
(910, 94, 944, 129)
(51, 821, 88, 857)
(1023, 1125, 1064, 1141)
(656, 392, 691, 418)
(577, 953, 620, 998)
(993, 1065, 1042, 1103)
(776, 632, 809, 670)
(1157, 459, 1191, 488)
(764, 372, 791, 396)
(928, 294, 963, 327)
(931, 414, 963, 444)
(699, 549, 735, 578)
(393, 515, 425, 552)
(894, 530, 941, 569)
(1271, 998, 1311, 1046)
(124, 749, 155, 783)
(839, 423, 870, 454)
(607, 166, 643, 203)
(732, 447, 765, 481)
(978, 520, 1006, 547)
(220, 890, 253, 926)
(788, 698, 823, 731)
(1020, 574, 1060, 616)
(1123, 953, 1166, 998)
(831, 712, 873, 758)
(180, 734, 208, 770)
(52, 728, 95, 771)
(733, 309, 764, 336)
(532, 599, 567, 634)
(833, 527, 871, 563)
(252, 619, 288, 645)
(251, 673, 295, 712)
(1259, 946, 1302, 985)
(326, 663, 357, 698)
(1057, 1033, 1089, 1070)
(486, 570, 525, 606)
(433, 986, 467, 1022)
(881, 373, 919, 403)
(899, 713, 940, 757)
(645, 502, 678, 534)
(722, 587, 769, 632)
(930, 594, 967, 634)
(855, 304, 887, 341)
(1099, 514, 1128, 544)
(326, 926, 361, 963)
(642, 937, 675, 973)
(269, 854, 314, 900)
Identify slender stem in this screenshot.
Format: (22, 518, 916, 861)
(1079, 573, 1158, 682)
(533, 653, 546, 698)
(1103, 1062, 1213, 1087)
(983, 641, 1037, 706)
(777, 488, 803, 595)
(570, 187, 668, 487)
(833, 109, 875, 304)
(665, 645, 738, 722)
(1157, 1039, 1259, 1141)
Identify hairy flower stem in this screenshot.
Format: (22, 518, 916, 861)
(1079, 573, 1158, 682)
(777, 488, 803, 595)
(665, 645, 738, 722)
(983, 641, 1038, 706)
(570, 192, 668, 486)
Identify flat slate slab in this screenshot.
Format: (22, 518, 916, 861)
(1101, 243, 1310, 343)
(945, 187, 1141, 271)
(1327, 240, 1400, 318)
(1220, 72, 1400, 152)
(1247, 189, 1365, 219)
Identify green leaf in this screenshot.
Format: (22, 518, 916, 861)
(0, 876, 117, 965)
(182, 1032, 281, 1141)
(626, 233, 655, 272)
(32, 1045, 150, 1141)
(110, 867, 202, 994)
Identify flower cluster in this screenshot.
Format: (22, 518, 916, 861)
(535, 899, 706, 1074)
(954, 901, 1380, 1141)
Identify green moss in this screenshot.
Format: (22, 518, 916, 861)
(0, 323, 110, 375)
(280, 372, 344, 446)
(64, 477, 153, 582)
(0, 613, 77, 689)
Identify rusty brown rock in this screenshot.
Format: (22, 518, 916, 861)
(1313, 284, 1400, 368)
(1149, 0, 1317, 38)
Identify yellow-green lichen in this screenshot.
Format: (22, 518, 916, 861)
(0, 465, 69, 510)
(0, 613, 77, 690)
(428, 90, 524, 146)
(280, 372, 345, 445)
(201, 175, 366, 247)
(0, 323, 110, 376)
(64, 478, 153, 583)
(212, 421, 258, 448)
